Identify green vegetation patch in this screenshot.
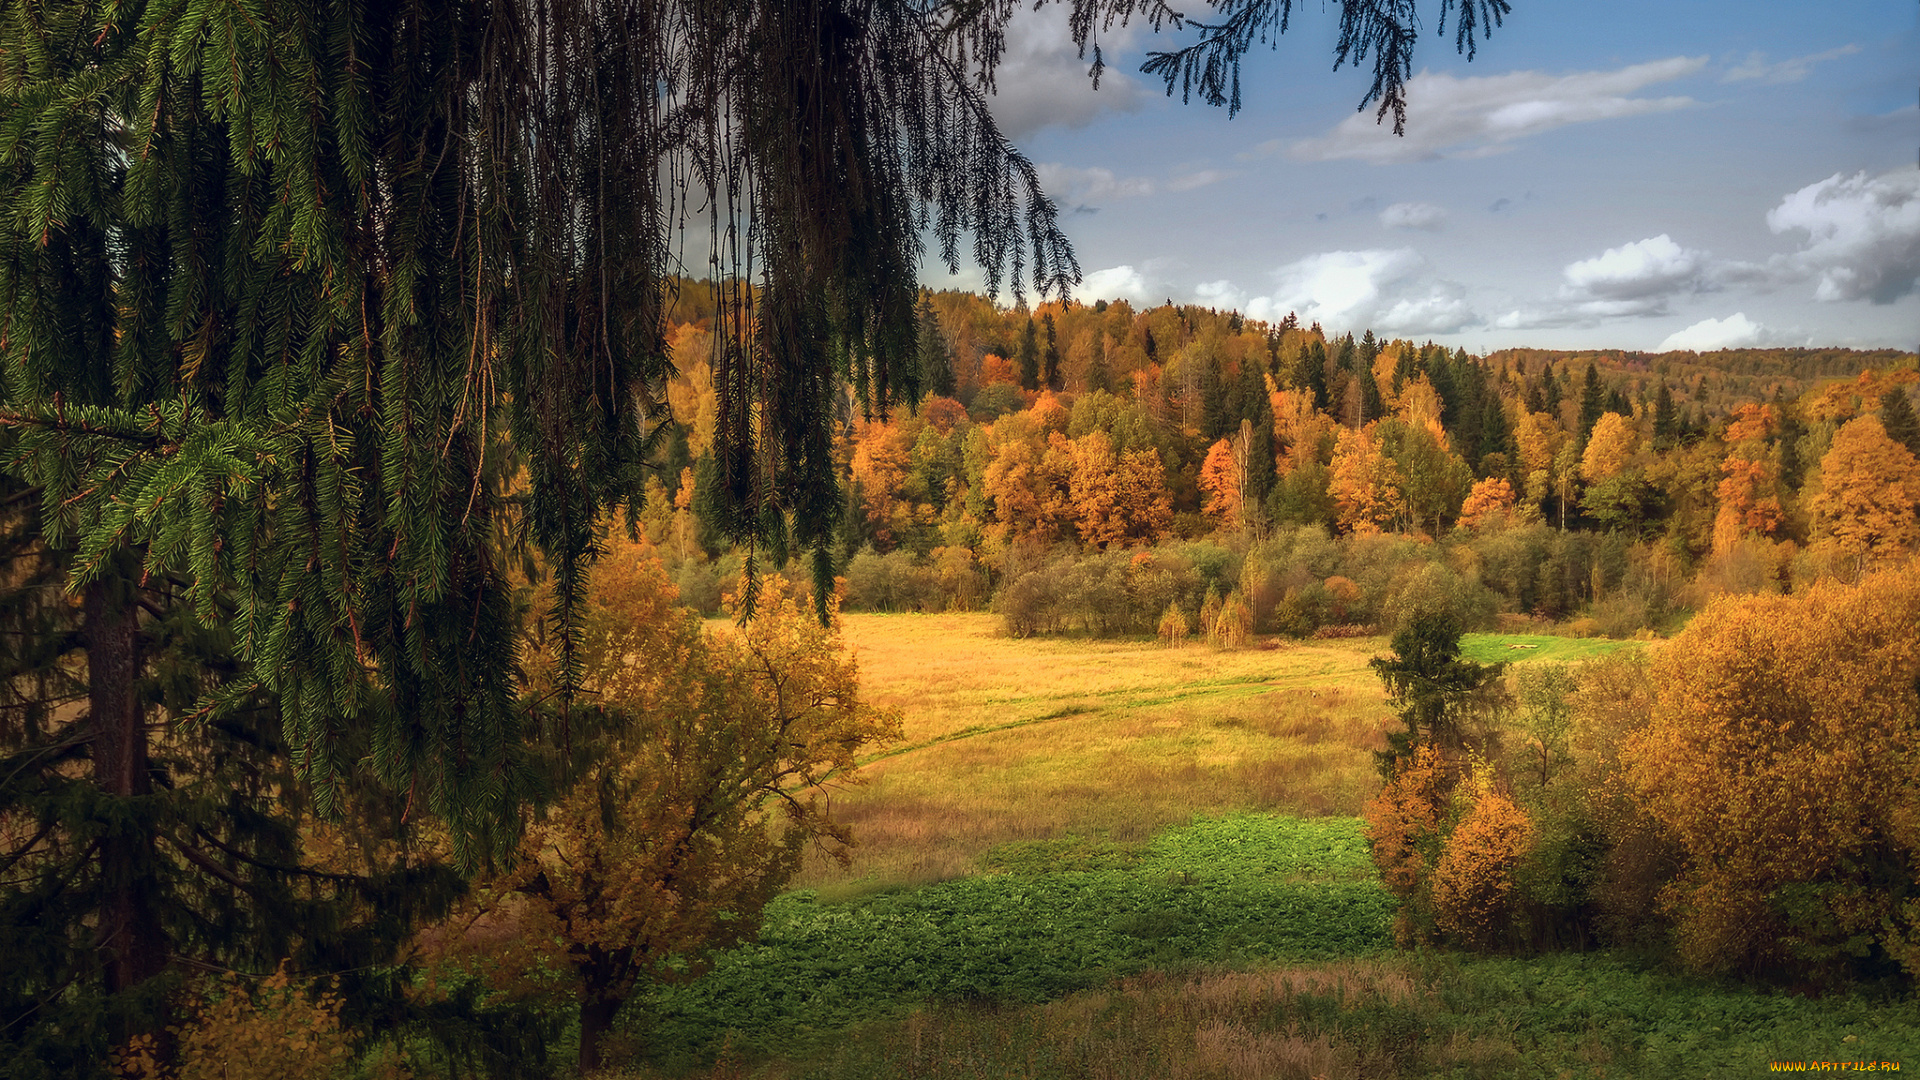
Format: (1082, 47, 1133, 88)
(762, 952, 1920, 1080)
(1459, 633, 1643, 666)
(637, 815, 1393, 1064)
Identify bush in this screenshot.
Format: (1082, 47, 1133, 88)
(1430, 783, 1534, 950)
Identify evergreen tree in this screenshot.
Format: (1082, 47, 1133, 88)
(0, 0, 1509, 1066)
(1880, 387, 1920, 458)
(1579, 361, 1606, 444)
(1042, 312, 1063, 391)
(1776, 388, 1808, 491)
(1370, 612, 1507, 777)
(1542, 363, 1563, 418)
(1652, 380, 1678, 447)
(1296, 342, 1330, 408)
(919, 292, 957, 398)
(1017, 316, 1042, 391)
(1238, 353, 1271, 428)
(1144, 326, 1159, 364)
(1200, 356, 1233, 441)
(1086, 338, 1115, 395)
(1357, 341, 1386, 423)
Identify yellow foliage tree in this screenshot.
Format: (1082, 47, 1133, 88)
(1579, 411, 1637, 485)
(1327, 422, 1405, 534)
(444, 560, 900, 1073)
(1362, 745, 1453, 945)
(1807, 415, 1920, 563)
(1623, 564, 1920, 980)
(1068, 430, 1171, 548)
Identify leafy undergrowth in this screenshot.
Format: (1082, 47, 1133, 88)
(632, 816, 1394, 1068)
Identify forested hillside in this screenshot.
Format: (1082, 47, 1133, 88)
(640, 286, 1920, 635)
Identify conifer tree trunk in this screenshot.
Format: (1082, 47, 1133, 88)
(85, 578, 164, 1000)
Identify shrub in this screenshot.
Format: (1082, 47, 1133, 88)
(1430, 783, 1534, 950)
(118, 966, 352, 1080)
(1362, 746, 1455, 945)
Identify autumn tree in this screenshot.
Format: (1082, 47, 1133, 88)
(446, 559, 899, 1074)
(1807, 415, 1920, 564)
(1623, 565, 1920, 982)
(1456, 476, 1515, 530)
(1328, 423, 1406, 534)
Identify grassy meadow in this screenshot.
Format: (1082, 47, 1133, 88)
(607, 617, 1918, 1079)
(793, 614, 1396, 892)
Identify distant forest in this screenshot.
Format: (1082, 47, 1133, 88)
(647, 282, 1920, 638)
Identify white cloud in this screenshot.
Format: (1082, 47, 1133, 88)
(1287, 57, 1705, 164)
(1722, 45, 1859, 84)
(1036, 164, 1156, 203)
(1496, 234, 1719, 329)
(1236, 249, 1477, 335)
(1563, 234, 1713, 301)
(1079, 265, 1154, 305)
(1659, 313, 1770, 352)
(986, 7, 1144, 141)
(1767, 170, 1920, 303)
(1379, 202, 1448, 231)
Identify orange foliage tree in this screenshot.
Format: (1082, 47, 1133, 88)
(1457, 477, 1517, 530)
(1807, 415, 1920, 563)
(1328, 422, 1405, 534)
(1623, 564, 1920, 981)
(1429, 782, 1534, 949)
(446, 556, 899, 1073)
(1198, 436, 1242, 527)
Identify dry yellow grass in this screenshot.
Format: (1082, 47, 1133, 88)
(796, 614, 1393, 891)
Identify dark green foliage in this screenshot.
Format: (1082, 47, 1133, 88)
(1085, 339, 1114, 395)
(1042, 313, 1062, 392)
(1652, 380, 1678, 447)
(1880, 387, 1920, 457)
(918, 293, 956, 399)
(1017, 317, 1042, 391)
(1199, 354, 1232, 441)
(1370, 613, 1507, 776)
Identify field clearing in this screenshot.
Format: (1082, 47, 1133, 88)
(799, 615, 1396, 891)
(807, 616, 1649, 892)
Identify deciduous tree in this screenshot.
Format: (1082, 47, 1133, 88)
(1623, 566, 1920, 981)
(1807, 416, 1920, 562)
(444, 562, 898, 1073)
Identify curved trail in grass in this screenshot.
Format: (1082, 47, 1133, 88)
(849, 668, 1346, 774)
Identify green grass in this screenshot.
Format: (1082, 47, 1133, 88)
(1459, 633, 1644, 666)
(635, 815, 1395, 1068)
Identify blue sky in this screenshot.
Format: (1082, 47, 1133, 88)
(925, 0, 1919, 353)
